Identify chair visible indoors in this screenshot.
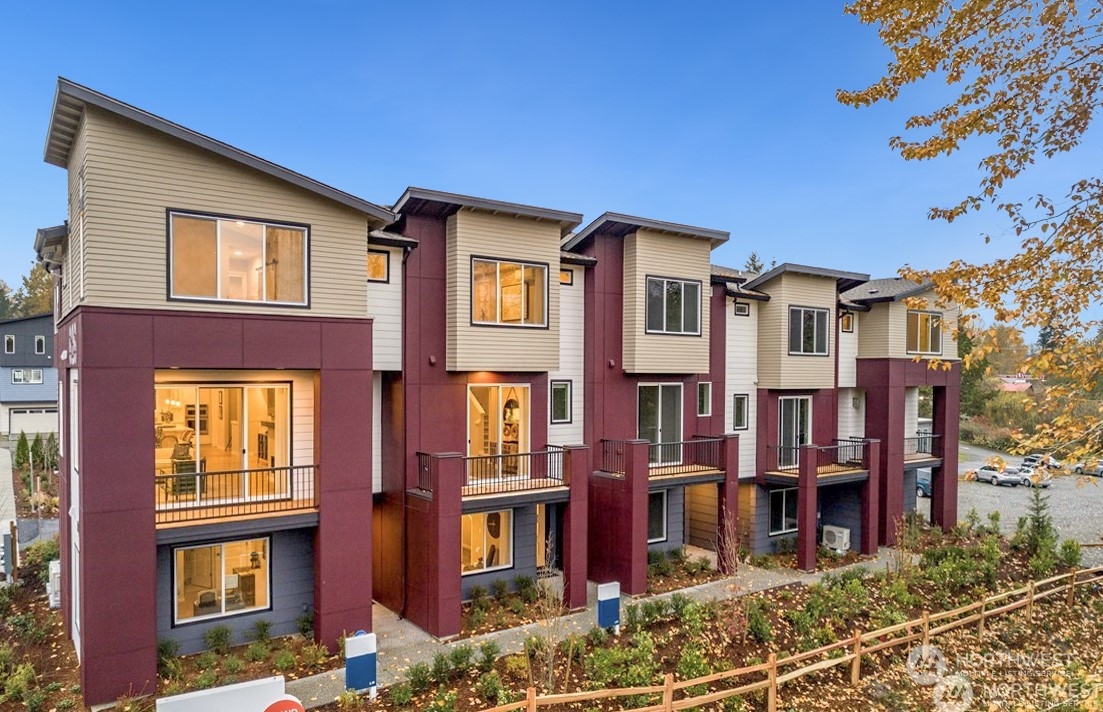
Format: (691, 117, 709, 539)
(193, 589, 219, 616)
(486, 544, 498, 568)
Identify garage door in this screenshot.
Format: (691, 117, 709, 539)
(9, 409, 59, 438)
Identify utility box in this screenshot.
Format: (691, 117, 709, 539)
(47, 560, 61, 608)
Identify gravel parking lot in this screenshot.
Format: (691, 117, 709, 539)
(918, 442, 1103, 566)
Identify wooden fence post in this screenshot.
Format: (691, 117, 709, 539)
(662, 672, 674, 711)
(850, 630, 862, 686)
(767, 652, 778, 712)
(1068, 570, 1077, 608)
(977, 599, 986, 637)
(526, 686, 537, 712)
(1027, 581, 1035, 623)
(921, 610, 930, 649)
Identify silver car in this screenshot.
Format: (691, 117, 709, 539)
(1016, 465, 1052, 488)
(1072, 459, 1103, 476)
(975, 465, 1022, 487)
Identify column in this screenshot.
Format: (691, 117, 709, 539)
(795, 444, 818, 572)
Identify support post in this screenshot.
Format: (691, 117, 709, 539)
(561, 445, 590, 609)
(1068, 569, 1077, 608)
(850, 630, 862, 686)
(767, 652, 778, 712)
(860, 439, 881, 555)
(716, 434, 740, 574)
(796, 445, 818, 572)
(624, 440, 651, 595)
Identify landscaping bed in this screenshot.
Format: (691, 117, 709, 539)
(9, 431, 60, 519)
(645, 548, 727, 595)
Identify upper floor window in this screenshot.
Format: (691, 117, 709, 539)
(840, 312, 854, 333)
(34, 336, 45, 355)
(788, 306, 829, 355)
(559, 269, 574, 285)
(3, 336, 12, 354)
(732, 393, 749, 430)
(550, 380, 572, 424)
(734, 302, 750, 317)
(366, 250, 389, 283)
(169, 212, 308, 306)
(907, 310, 942, 355)
(646, 277, 700, 335)
(471, 258, 547, 327)
(12, 369, 43, 385)
(697, 382, 712, 416)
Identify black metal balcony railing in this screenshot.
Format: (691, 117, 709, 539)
(599, 438, 724, 477)
(904, 434, 941, 458)
(415, 448, 566, 496)
(155, 465, 317, 525)
(767, 440, 868, 476)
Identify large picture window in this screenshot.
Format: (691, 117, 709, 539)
(788, 306, 829, 355)
(646, 277, 700, 335)
(169, 212, 308, 305)
(471, 258, 547, 327)
(174, 537, 270, 623)
(906, 310, 943, 355)
(769, 489, 798, 536)
(461, 510, 513, 574)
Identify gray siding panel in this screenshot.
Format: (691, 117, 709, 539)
(903, 468, 919, 513)
(820, 482, 863, 553)
(0, 316, 54, 368)
(649, 487, 684, 554)
(157, 528, 315, 655)
(461, 505, 540, 600)
(0, 368, 60, 403)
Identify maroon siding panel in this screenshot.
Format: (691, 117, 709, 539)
(374, 372, 405, 611)
(586, 475, 628, 585)
(706, 285, 727, 435)
(563, 445, 590, 608)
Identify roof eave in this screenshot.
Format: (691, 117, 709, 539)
(393, 187, 583, 236)
(565, 212, 729, 251)
(743, 262, 871, 291)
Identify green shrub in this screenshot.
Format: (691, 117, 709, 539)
(300, 641, 330, 669)
(677, 643, 711, 695)
(425, 687, 457, 712)
(477, 640, 500, 672)
(491, 579, 510, 601)
(250, 619, 272, 643)
(7, 613, 48, 644)
(245, 641, 270, 662)
(430, 651, 452, 682)
(156, 638, 180, 663)
(746, 599, 773, 643)
(335, 688, 362, 709)
(588, 625, 608, 646)
(584, 631, 658, 690)
(44, 432, 59, 470)
(508, 598, 525, 615)
(223, 655, 245, 674)
(465, 607, 486, 629)
(272, 649, 296, 672)
(407, 661, 432, 693)
(648, 550, 674, 577)
(3, 662, 37, 701)
(390, 682, 413, 707)
(297, 612, 314, 637)
(668, 592, 692, 618)
(195, 651, 219, 670)
(30, 434, 44, 468)
(448, 644, 474, 675)
(203, 625, 233, 654)
(1059, 539, 1082, 568)
(14, 432, 29, 468)
(513, 575, 538, 604)
(469, 585, 489, 612)
(23, 688, 48, 712)
(55, 699, 75, 710)
(193, 668, 218, 689)
(22, 536, 60, 586)
(476, 670, 503, 702)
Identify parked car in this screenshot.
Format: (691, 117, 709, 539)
(974, 465, 1022, 487)
(916, 470, 932, 498)
(1072, 459, 1103, 476)
(1021, 453, 1061, 470)
(1016, 465, 1052, 488)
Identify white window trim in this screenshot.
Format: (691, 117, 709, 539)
(734, 302, 750, 317)
(34, 335, 46, 355)
(461, 510, 514, 576)
(637, 383, 684, 467)
(769, 488, 799, 536)
(645, 277, 702, 336)
(647, 490, 668, 544)
(11, 369, 24, 384)
(471, 257, 549, 328)
(732, 393, 749, 430)
(3, 336, 13, 354)
(788, 306, 830, 356)
(697, 382, 712, 417)
(27, 369, 43, 384)
(167, 211, 310, 306)
(906, 310, 943, 355)
(550, 380, 572, 424)
(172, 537, 271, 625)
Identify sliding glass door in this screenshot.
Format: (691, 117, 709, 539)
(467, 385, 530, 478)
(777, 396, 811, 469)
(639, 384, 683, 466)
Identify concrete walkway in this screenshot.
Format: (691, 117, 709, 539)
(287, 547, 900, 708)
(0, 447, 17, 529)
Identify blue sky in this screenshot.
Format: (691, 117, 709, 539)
(0, 1, 1095, 292)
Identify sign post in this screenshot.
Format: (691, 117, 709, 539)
(597, 582, 621, 635)
(345, 630, 378, 699)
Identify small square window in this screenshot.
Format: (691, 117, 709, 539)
(697, 382, 712, 417)
(559, 269, 573, 285)
(366, 250, 390, 283)
(34, 336, 46, 355)
(550, 380, 572, 424)
(840, 312, 854, 333)
(732, 394, 749, 430)
(3, 335, 13, 354)
(11, 369, 24, 384)
(734, 302, 750, 317)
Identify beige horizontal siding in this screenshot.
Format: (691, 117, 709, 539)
(80, 107, 372, 318)
(756, 273, 836, 389)
(838, 316, 858, 388)
(725, 297, 758, 478)
(548, 266, 584, 446)
(856, 296, 961, 362)
(622, 229, 711, 374)
(447, 209, 560, 372)
(366, 246, 403, 371)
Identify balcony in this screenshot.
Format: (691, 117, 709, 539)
(763, 439, 871, 483)
(416, 447, 568, 499)
(904, 434, 943, 464)
(599, 437, 726, 481)
(155, 465, 318, 527)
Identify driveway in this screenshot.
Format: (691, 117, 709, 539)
(918, 442, 1103, 566)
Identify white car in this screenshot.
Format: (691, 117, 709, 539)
(975, 465, 1022, 487)
(1072, 459, 1103, 476)
(1016, 465, 1052, 488)
(1021, 454, 1061, 470)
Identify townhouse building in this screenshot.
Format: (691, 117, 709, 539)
(32, 78, 960, 706)
(0, 313, 58, 438)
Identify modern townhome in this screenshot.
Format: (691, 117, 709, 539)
(839, 278, 960, 542)
(31, 77, 964, 708)
(37, 78, 391, 704)
(0, 313, 58, 438)
(562, 215, 740, 596)
(375, 188, 591, 638)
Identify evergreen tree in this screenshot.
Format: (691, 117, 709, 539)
(30, 433, 44, 466)
(743, 252, 765, 273)
(14, 431, 29, 468)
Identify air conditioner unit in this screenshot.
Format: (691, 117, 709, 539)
(822, 525, 851, 553)
(47, 560, 61, 609)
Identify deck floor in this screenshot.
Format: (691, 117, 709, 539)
(764, 464, 868, 479)
(462, 477, 567, 498)
(155, 499, 317, 528)
(648, 464, 724, 479)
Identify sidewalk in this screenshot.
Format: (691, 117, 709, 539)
(287, 548, 900, 708)
(0, 447, 17, 531)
